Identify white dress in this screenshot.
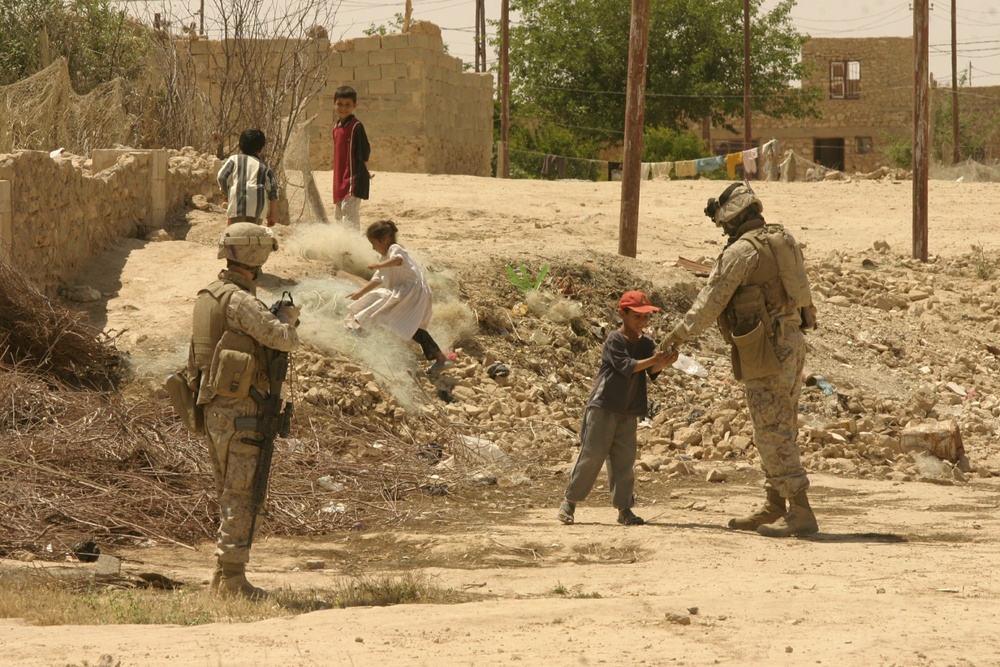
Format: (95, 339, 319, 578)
(348, 243, 434, 339)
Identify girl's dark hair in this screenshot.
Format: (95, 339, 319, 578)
(366, 219, 398, 243)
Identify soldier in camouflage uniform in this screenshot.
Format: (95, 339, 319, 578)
(661, 184, 819, 538)
(190, 223, 300, 598)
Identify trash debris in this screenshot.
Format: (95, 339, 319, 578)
(486, 362, 510, 379)
(454, 434, 511, 466)
(315, 476, 344, 493)
(673, 354, 708, 377)
(805, 374, 836, 395)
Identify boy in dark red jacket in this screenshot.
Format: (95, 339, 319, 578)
(332, 86, 371, 229)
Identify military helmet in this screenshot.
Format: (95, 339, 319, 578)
(217, 223, 278, 266)
(704, 183, 762, 226)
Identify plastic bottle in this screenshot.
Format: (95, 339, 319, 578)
(673, 354, 709, 378)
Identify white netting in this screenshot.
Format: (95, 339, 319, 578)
(0, 58, 135, 155)
(283, 114, 329, 223)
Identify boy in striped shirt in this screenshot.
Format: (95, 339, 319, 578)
(218, 128, 279, 226)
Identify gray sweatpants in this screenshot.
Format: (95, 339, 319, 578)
(564, 406, 638, 509)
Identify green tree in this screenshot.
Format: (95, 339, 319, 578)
(0, 0, 148, 92)
(508, 0, 818, 141)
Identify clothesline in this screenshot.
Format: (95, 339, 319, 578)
(507, 140, 781, 181)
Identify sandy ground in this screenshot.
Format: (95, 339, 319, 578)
(4, 172, 1000, 667)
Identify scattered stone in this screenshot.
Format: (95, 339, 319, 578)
(900, 420, 964, 463)
(62, 285, 103, 302)
(705, 469, 728, 483)
(665, 612, 692, 625)
(305, 559, 326, 570)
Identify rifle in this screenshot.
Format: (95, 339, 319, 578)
(235, 292, 295, 550)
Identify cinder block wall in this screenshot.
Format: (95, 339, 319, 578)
(306, 22, 493, 175)
(189, 21, 493, 176)
(187, 21, 494, 176)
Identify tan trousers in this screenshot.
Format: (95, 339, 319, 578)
(334, 196, 361, 229)
(742, 327, 809, 498)
(205, 395, 263, 565)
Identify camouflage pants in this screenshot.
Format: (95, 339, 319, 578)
(205, 394, 263, 565)
(742, 327, 810, 498)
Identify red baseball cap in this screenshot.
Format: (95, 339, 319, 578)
(618, 290, 659, 313)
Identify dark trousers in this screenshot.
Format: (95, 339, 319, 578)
(412, 328, 441, 360)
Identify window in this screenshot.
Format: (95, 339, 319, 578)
(856, 137, 873, 154)
(830, 61, 861, 99)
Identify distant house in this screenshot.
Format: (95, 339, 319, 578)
(710, 36, 1000, 173)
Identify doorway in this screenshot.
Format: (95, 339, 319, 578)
(813, 138, 845, 171)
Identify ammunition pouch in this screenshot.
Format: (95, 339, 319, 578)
(165, 367, 204, 433)
(209, 331, 258, 398)
(726, 285, 780, 381)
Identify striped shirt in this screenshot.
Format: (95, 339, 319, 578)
(217, 154, 279, 221)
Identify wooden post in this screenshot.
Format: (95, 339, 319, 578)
(951, 0, 959, 164)
(913, 0, 929, 262)
(475, 0, 486, 73)
(743, 0, 752, 156)
(618, 0, 651, 258)
(499, 0, 510, 178)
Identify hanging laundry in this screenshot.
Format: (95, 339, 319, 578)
(742, 147, 758, 175)
(608, 161, 623, 181)
(696, 155, 725, 173)
(650, 161, 673, 180)
(640, 163, 652, 180)
(725, 152, 742, 179)
(674, 160, 697, 178)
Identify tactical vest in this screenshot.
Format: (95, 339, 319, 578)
(191, 281, 242, 376)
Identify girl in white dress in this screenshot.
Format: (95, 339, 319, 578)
(347, 220, 452, 371)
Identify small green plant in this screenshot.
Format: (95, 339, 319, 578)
(552, 582, 568, 595)
(972, 243, 994, 280)
(505, 263, 549, 293)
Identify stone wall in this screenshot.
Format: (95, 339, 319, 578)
(0, 148, 218, 296)
(185, 21, 495, 176)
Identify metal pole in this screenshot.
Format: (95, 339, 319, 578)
(743, 0, 752, 157)
(499, 0, 510, 178)
(618, 0, 651, 258)
(200, 0, 205, 35)
(951, 0, 959, 164)
(913, 0, 929, 261)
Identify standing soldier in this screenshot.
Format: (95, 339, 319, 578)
(661, 183, 819, 538)
(191, 223, 300, 598)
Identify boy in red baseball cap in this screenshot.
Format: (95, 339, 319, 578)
(557, 290, 677, 526)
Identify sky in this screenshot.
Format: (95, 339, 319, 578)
(119, 0, 1000, 87)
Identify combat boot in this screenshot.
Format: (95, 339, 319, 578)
(217, 562, 268, 600)
(728, 489, 786, 531)
(756, 490, 818, 538)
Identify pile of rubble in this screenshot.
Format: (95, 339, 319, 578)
(287, 242, 1000, 493)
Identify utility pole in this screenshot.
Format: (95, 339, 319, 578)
(618, 0, 651, 258)
(498, 0, 510, 178)
(913, 0, 929, 262)
(474, 0, 486, 73)
(743, 0, 752, 157)
(199, 0, 205, 35)
(950, 0, 959, 164)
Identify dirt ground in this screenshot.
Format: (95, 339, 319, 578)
(4, 172, 1000, 667)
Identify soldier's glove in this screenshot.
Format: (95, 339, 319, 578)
(275, 303, 301, 327)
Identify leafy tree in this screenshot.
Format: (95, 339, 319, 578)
(641, 127, 706, 161)
(507, 0, 818, 141)
(0, 0, 148, 92)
